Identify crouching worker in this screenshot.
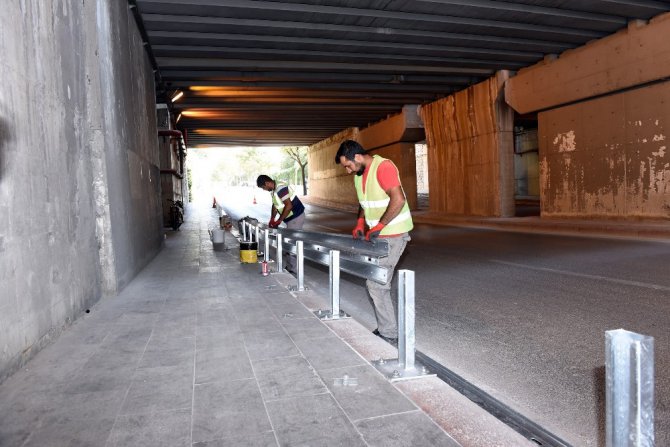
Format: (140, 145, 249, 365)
(256, 174, 306, 273)
(335, 140, 413, 345)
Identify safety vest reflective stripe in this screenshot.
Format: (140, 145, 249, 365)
(360, 198, 391, 209)
(365, 209, 412, 227)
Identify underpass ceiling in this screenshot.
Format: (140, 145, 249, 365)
(132, 0, 670, 147)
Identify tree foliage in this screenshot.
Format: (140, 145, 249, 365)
(283, 146, 309, 195)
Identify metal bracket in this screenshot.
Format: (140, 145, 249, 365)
(371, 358, 435, 382)
(314, 309, 351, 320)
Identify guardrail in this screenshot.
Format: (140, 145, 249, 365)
(240, 219, 390, 284)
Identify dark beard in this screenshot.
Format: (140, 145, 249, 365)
(355, 166, 365, 176)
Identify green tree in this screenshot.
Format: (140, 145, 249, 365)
(283, 146, 308, 195)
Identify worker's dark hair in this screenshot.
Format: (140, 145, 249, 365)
(256, 174, 273, 188)
(335, 140, 366, 164)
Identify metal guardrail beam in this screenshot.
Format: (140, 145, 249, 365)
(266, 226, 389, 258)
(244, 220, 390, 284)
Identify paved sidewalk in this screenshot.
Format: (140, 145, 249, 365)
(0, 205, 533, 447)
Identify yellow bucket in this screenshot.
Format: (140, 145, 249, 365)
(239, 241, 258, 263)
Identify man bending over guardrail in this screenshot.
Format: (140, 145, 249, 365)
(256, 174, 306, 273)
(335, 140, 413, 345)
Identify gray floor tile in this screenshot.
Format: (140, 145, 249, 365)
(293, 334, 367, 372)
(21, 416, 116, 447)
(138, 346, 194, 369)
(280, 318, 335, 341)
(197, 308, 238, 327)
(355, 411, 462, 447)
(55, 388, 127, 421)
(253, 355, 328, 400)
(193, 379, 272, 443)
(120, 364, 193, 415)
(319, 365, 416, 421)
(192, 431, 278, 447)
(195, 345, 253, 384)
(266, 394, 366, 447)
(243, 330, 300, 361)
(237, 315, 285, 334)
(108, 408, 191, 447)
(266, 301, 315, 320)
(195, 324, 243, 350)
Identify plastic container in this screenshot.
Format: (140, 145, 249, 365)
(211, 229, 225, 243)
(239, 241, 258, 263)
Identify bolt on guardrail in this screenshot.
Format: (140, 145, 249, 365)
(372, 270, 434, 382)
(606, 329, 654, 447)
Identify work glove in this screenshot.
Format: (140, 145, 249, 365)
(269, 220, 280, 229)
(268, 217, 276, 227)
(365, 222, 386, 241)
(352, 218, 365, 239)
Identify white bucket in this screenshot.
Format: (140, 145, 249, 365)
(211, 229, 225, 243)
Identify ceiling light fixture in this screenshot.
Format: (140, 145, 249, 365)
(171, 90, 184, 102)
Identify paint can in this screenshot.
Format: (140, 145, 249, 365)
(261, 260, 269, 276)
(239, 241, 258, 263)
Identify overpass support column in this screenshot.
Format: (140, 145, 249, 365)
(419, 71, 515, 217)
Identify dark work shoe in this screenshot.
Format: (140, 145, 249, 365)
(373, 329, 397, 345)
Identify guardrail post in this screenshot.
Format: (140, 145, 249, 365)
(315, 250, 350, 320)
(398, 270, 416, 370)
(264, 229, 270, 263)
(297, 240, 305, 290)
(330, 250, 340, 316)
(606, 329, 654, 447)
(372, 269, 433, 382)
(276, 233, 283, 273)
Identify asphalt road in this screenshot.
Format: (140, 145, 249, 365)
(217, 187, 670, 447)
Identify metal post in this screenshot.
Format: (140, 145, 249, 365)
(297, 240, 305, 291)
(276, 233, 283, 272)
(372, 269, 432, 381)
(255, 226, 259, 244)
(330, 250, 340, 316)
(398, 270, 416, 370)
(264, 229, 270, 262)
(315, 249, 349, 320)
(606, 329, 654, 447)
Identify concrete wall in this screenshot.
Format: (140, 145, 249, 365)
(419, 72, 515, 217)
(307, 108, 422, 211)
(539, 81, 670, 217)
(505, 14, 670, 115)
(506, 13, 670, 219)
(0, 0, 162, 383)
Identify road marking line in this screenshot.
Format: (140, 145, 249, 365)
(490, 260, 670, 292)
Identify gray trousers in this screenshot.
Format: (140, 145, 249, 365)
(366, 233, 410, 338)
(284, 213, 305, 271)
